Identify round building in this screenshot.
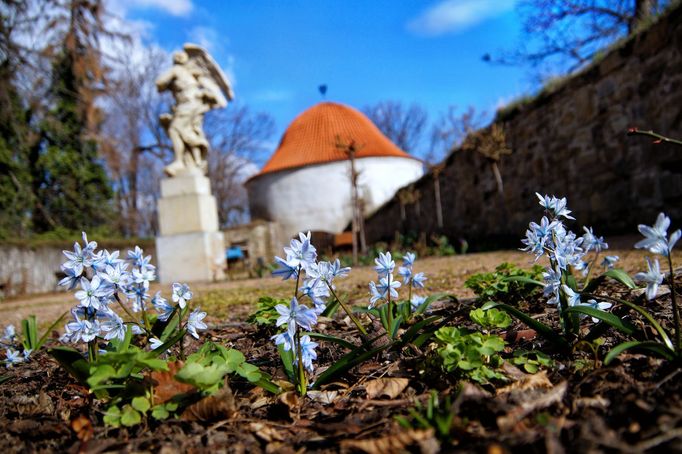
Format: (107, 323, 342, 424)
(246, 102, 424, 238)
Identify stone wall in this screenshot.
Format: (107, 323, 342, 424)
(364, 6, 682, 248)
(0, 241, 155, 298)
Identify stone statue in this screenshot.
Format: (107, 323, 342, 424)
(156, 43, 234, 177)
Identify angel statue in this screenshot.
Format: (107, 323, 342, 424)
(156, 44, 234, 177)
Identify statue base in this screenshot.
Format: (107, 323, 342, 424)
(155, 172, 225, 283)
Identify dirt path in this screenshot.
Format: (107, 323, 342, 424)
(0, 246, 664, 328)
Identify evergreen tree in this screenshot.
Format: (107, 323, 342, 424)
(33, 49, 112, 232)
(0, 62, 34, 238)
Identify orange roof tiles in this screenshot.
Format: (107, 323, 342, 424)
(252, 102, 417, 178)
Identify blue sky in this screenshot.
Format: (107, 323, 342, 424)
(118, 0, 537, 156)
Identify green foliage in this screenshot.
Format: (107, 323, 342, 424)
(464, 263, 544, 304)
(20, 313, 67, 353)
(510, 350, 554, 373)
(177, 342, 278, 394)
(396, 391, 455, 441)
(469, 307, 512, 330)
(434, 326, 506, 384)
(247, 296, 288, 327)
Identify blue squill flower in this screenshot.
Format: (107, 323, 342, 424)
(4, 348, 23, 367)
(536, 193, 575, 220)
(542, 267, 562, 297)
(152, 292, 174, 321)
(62, 242, 92, 276)
(99, 311, 127, 341)
(59, 265, 81, 290)
(75, 276, 109, 308)
(171, 283, 193, 309)
(369, 281, 382, 308)
(634, 257, 664, 300)
(283, 231, 317, 271)
(582, 226, 608, 253)
(272, 330, 295, 352)
(1, 324, 15, 343)
(561, 285, 581, 308)
(398, 265, 412, 284)
(412, 272, 427, 289)
(601, 255, 619, 269)
(275, 297, 317, 332)
(635, 213, 680, 256)
(298, 335, 318, 372)
(374, 252, 395, 277)
(273, 256, 299, 280)
(403, 252, 416, 268)
(377, 274, 401, 300)
(410, 295, 427, 311)
(187, 308, 207, 339)
(133, 267, 155, 289)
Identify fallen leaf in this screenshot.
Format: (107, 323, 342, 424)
(278, 391, 299, 410)
(341, 428, 438, 454)
(496, 370, 553, 395)
(497, 381, 567, 431)
(149, 361, 195, 404)
(365, 378, 409, 399)
(249, 422, 285, 442)
(182, 382, 237, 421)
(307, 390, 339, 404)
(70, 414, 93, 442)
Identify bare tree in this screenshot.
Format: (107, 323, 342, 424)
(363, 100, 428, 154)
(486, 0, 670, 75)
(205, 105, 275, 228)
(427, 106, 486, 165)
(99, 46, 170, 236)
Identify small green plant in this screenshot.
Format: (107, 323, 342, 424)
(510, 350, 554, 373)
(465, 262, 544, 305)
(396, 390, 455, 441)
(469, 307, 512, 331)
(247, 296, 289, 327)
(434, 326, 506, 384)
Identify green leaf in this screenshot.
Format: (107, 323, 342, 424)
(564, 306, 637, 335)
(149, 329, 185, 357)
(175, 361, 228, 391)
(481, 301, 569, 350)
(604, 340, 676, 364)
(603, 269, 637, 289)
(255, 377, 281, 394)
(313, 343, 392, 388)
(35, 311, 67, 351)
(469, 307, 512, 330)
(103, 406, 121, 427)
(48, 346, 90, 384)
(306, 332, 356, 350)
(131, 396, 151, 413)
(390, 315, 404, 339)
(86, 364, 117, 388)
(120, 405, 142, 427)
(21, 316, 38, 351)
(400, 315, 441, 345)
(501, 276, 544, 286)
(0, 375, 12, 385)
(236, 362, 262, 382)
(278, 343, 295, 382)
(151, 405, 170, 420)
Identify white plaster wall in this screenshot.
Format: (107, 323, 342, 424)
(247, 157, 424, 237)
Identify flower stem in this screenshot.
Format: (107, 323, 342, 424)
(295, 330, 306, 396)
(387, 274, 394, 336)
(667, 253, 680, 352)
(326, 283, 367, 335)
(114, 293, 152, 337)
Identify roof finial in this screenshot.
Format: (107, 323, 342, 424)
(318, 84, 327, 99)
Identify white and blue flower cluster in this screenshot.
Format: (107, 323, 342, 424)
(522, 194, 612, 315)
(369, 251, 428, 310)
(59, 233, 207, 347)
(1, 324, 30, 368)
(271, 231, 351, 372)
(634, 213, 680, 300)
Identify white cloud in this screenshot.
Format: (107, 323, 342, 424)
(188, 25, 224, 53)
(116, 0, 194, 17)
(407, 0, 517, 36)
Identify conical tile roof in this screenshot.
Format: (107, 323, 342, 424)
(252, 102, 417, 178)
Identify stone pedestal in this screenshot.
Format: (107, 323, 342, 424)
(155, 172, 225, 283)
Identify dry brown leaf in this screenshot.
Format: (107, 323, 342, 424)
(307, 390, 339, 404)
(341, 428, 438, 454)
(365, 378, 409, 399)
(278, 390, 300, 409)
(149, 360, 196, 404)
(497, 381, 567, 431)
(70, 414, 93, 442)
(496, 370, 553, 395)
(249, 422, 285, 442)
(181, 383, 237, 421)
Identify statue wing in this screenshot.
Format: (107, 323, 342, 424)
(183, 43, 234, 108)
